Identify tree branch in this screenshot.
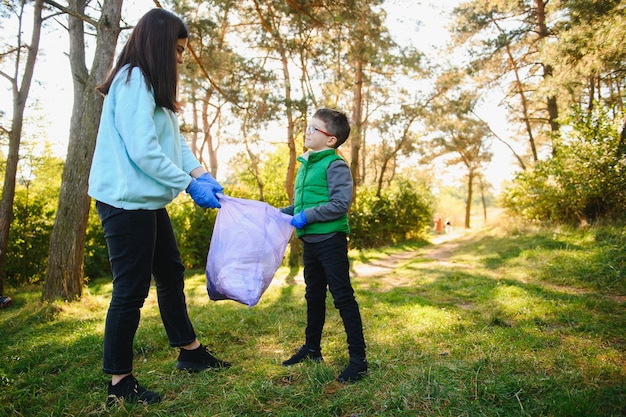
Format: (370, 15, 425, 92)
(0, 70, 14, 83)
(42, 0, 98, 27)
(470, 110, 526, 170)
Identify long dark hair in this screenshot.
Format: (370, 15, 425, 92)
(96, 8, 188, 112)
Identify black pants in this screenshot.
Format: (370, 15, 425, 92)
(96, 201, 197, 374)
(302, 233, 366, 359)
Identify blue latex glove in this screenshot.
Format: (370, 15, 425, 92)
(196, 172, 224, 194)
(291, 211, 307, 229)
(187, 179, 221, 209)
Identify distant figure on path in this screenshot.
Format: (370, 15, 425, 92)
(434, 214, 444, 234)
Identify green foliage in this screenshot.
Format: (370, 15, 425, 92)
(83, 200, 108, 281)
(502, 106, 626, 224)
(3, 152, 112, 286)
(226, 145, 292, 208)
(4, 151, 64, 286)
(350, 179, 433, 249)
(168, 197, 218, 270)
(6, 187, 55, 285)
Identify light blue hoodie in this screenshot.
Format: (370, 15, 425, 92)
(88, 65, 200, 210)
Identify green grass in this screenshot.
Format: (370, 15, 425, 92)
(1, 223, 625, 416)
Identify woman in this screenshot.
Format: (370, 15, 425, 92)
(89, 8, 229, 405)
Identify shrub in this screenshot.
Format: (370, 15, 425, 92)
(4, 152, 63, 286)
(350, 179, 433, 249)
(502, 105, 626, 224)
(83, 200, 109, 281)
(168, 197, 218, 270)
(6, 189, 55, 285)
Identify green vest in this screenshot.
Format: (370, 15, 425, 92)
(294, 149, 350, 238)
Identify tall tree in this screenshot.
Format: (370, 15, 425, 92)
(534, 0, 559, 141)
(370, 105, 421, 197)
(542, 0, 625, 116)
(426, 80, 492, 229)
(452, 0, 626, 167)
(434, 114, 491, 229)
(451, 0, 559, 165)
(0, 0, 44, 296)
(177, 0, 240, 177)
(249, 0, 304, 204)
(42, 0, 122, 301)
(323, 0, 392, 198)
(241, 0, 325, 265)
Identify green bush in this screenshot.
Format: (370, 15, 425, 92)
(5, 152, 63, 286)
(350, 179, 433, 249)
(502, 105, 626, 224)
(83, 200, 109, 281)
(168, 197, 218, 270)
(6, 188, 55, 285)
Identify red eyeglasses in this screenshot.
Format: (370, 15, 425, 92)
(306, 125, 334, 137)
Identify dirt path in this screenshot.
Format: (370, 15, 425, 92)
(277, 231, 470, 286)
(350, 224, 626, 305)
(352, 228, 472, 278)
(352, 209, 506, 278)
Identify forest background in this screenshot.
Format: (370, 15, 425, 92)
(0, 0, 625, 302)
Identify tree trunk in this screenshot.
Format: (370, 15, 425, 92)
(201, 96, 220, 176)
(0, 0, 43, 296)
(350, 52, 364, 193)
(479, 175, 487, 223)
(251, 0, 299, 266)
(465, 170, 474, 229)
(504, 39, 538, 162)
(43, 0, 122, 301)
(349, 8, 367, 202)
(535, 0, 559, 156)
(618, 118, 626, 154)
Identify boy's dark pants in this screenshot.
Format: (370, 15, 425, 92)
(96, 201, 197, 374)
(302, 233, 366, 359)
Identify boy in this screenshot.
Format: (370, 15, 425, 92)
(281, 108, 367, 383)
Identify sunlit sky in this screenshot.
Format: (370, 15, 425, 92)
(3, 0, 519, 192)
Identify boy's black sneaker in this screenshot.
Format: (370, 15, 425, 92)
(176, 344, 231, 372)
(282, 345, 323, 366)
(337, 357, 368, 383)
(107, 374, 161, 405)
(0, 296, 12, 309)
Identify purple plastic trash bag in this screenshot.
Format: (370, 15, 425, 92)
(206, 195, 293, 307)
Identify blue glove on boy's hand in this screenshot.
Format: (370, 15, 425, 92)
(187, 179, 221, 209)
(291, 211, 307, 229)
(196, 172, 224, 194)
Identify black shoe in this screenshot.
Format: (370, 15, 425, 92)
(0, 296, 12, 309)
(282, 345, 323, 366)
(107, 374, 161, 405)
(337, 357, 368, 383)
(176, 344, 231, 372)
